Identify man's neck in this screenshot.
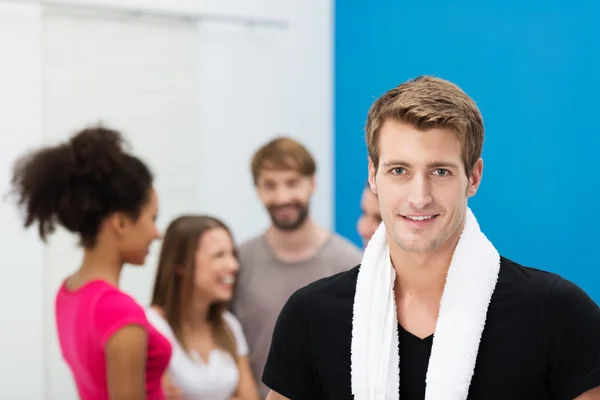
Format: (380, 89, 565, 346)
(265, 219, 329, 263)
(390, 233, 461, 301)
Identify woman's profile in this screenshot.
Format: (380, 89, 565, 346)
(9, 126, 170, 399)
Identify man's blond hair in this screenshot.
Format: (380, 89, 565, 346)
(365, 75, 484, 175)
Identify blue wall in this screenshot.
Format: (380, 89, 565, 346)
(334, 1, 600, 303)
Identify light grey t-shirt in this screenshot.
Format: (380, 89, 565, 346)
(230, 233, 362, 398)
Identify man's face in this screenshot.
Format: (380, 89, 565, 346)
(368, 119, 482, 254)
(256, 168, 314, 231)
(357, 187, 381, 247)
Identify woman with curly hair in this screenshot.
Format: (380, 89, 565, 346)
(9, 126, 170, 400)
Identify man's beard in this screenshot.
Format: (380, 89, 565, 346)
(267, 202, 309, 231)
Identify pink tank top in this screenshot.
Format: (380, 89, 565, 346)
(55, 280, 172, 400)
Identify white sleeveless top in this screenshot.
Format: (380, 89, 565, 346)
(146, 308, 249, 400)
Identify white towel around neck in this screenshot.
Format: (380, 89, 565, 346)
(351, 207, 500, 400)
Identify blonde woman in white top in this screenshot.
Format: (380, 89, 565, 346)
(148, 215, 260, 400)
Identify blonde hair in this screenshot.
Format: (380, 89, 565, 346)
(365, 75, 484, 175)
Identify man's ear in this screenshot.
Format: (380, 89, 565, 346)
(368, 157, 378, 195)
(467, 158, 484, 197)
(308, 174, 316, 192)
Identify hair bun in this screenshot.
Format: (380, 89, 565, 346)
(69, 125, 128, 172)
(10, 123, 153, 247)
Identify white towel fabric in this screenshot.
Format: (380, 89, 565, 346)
(351, 207, 500, 400)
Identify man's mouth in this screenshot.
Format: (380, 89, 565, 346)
(402, 214, 439, 221)
(273, 204, 299, 212)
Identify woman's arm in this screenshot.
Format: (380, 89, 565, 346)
(233, 356, 261, 400)
(106, 325, 148, 400)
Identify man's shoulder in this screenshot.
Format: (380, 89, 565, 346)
(499, 256, 596, 309)
(288, 265, 360, 307)
(321, 233, 363, 265)
(326, 233, 362, 253)
(499, 256, 562, 287)
(237, 234, 271, 264)
(238, 233, 265, 251)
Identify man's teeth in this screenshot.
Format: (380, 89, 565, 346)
(406, 215, 434, 221)
(220, 277, 235, 285)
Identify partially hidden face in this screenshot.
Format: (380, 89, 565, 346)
(369, 119, 483, 254)
(357, 187, 381, 247)
(117, 188, 161, 265)
(256, 168, 314, 231)
(193, 227, 239, 303)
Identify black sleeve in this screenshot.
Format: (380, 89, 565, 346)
(548, 277, 600, 399)
(262, 287, 318, 399)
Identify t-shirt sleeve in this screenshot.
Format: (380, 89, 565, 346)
(223, 311, 249, 357)
(91, 289, 148, 347)
(262, 287, 318, 399)
(548, 277, 600, 399)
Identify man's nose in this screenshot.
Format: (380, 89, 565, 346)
(406, 175, 433, 210)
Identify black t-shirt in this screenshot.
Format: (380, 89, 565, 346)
(262, 257, 600, 399)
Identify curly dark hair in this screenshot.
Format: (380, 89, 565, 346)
(9, 125, 154, 248)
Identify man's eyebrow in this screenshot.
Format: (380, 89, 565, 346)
(381, 160, 460, 169)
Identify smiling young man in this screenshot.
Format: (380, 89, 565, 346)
(230, 136, 362, 398)
(261, 76, 600, 400)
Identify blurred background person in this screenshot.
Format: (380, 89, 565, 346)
(148, 215, 260, 400)
(9, 127, 168, 399)
(356, 182, 381, 247)
(231, 137, 362, 398)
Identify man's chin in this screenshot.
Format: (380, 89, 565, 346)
(273, 222, 300, 231)
(391, 231, 435, 252)
(270, 208, 309, 231)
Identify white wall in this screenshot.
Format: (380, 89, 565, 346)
(41, 0, 289, 20)
(0, 0, 332, 398)
(0, 3, 44, 399)
(195, 0, 333, 242)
